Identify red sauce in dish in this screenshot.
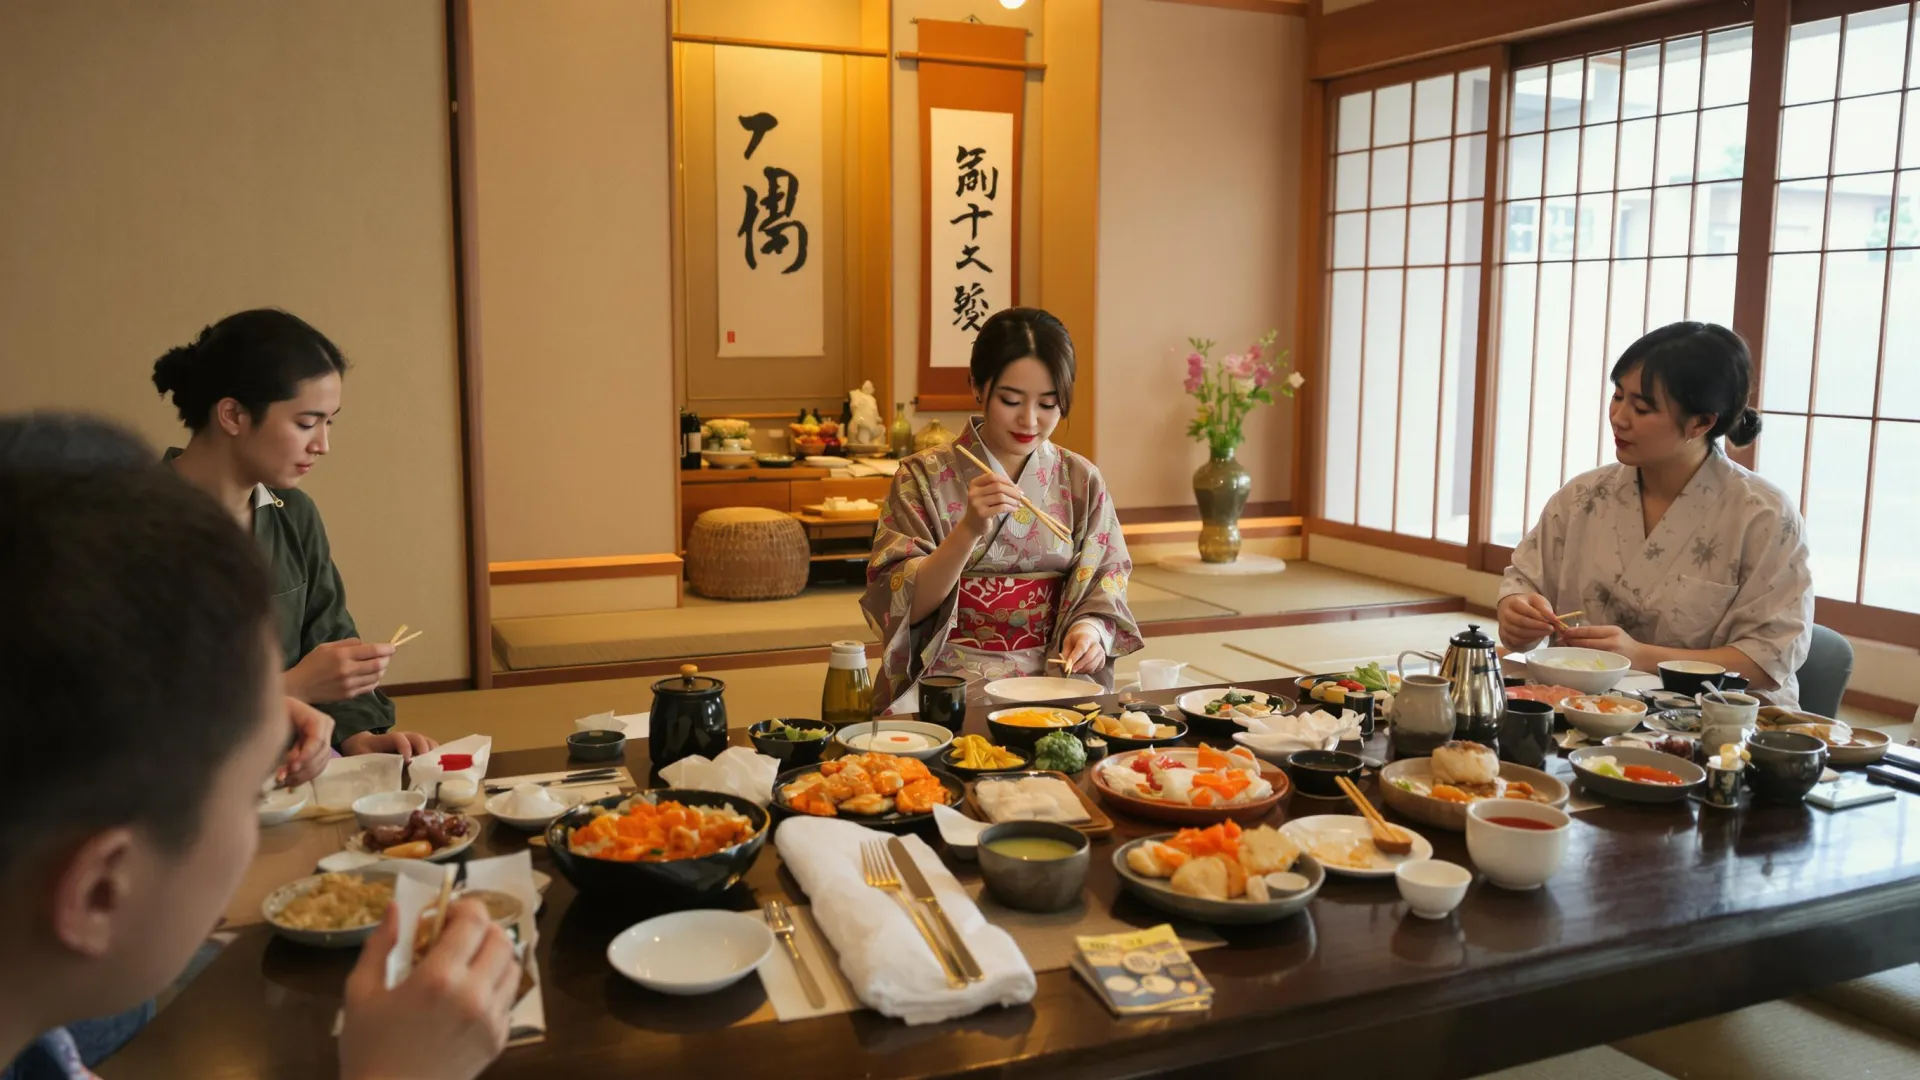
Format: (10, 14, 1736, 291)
(1622, 764, 1684, 785)
(1485, 816, 1558, 830)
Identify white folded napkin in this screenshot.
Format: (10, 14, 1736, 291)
(573, 711, 651, 739)
(311, 753, 404, 812)
(931, 804, 989, 848)
(1231, 708, 1363, 756)
(775, 817, 1035, 1025)
(657, 746, 780, 807)
(408, 735, 492, 798)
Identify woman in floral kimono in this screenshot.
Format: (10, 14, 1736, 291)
(1498, 322, 1814, 705)
(863, 307, 1142, 711)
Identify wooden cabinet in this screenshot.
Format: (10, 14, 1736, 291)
(678, 465, 894, 553)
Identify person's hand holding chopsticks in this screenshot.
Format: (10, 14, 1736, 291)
(1060, 621, 1107, 675)
(276, 696, 334, 787)
(285, 637, 394, 705)
(339, 898, 517, 1080)
(958, 471, 1026, 542)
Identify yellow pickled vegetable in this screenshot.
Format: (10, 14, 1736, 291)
(949, 734, 1024, 770)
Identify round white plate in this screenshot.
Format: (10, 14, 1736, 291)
(607, 910, 773, 995)
(258, 784, 311, 827)
(343, 814, 481, 863)
(485, 790, 576, 831)
(1281, 815, 1433, 878)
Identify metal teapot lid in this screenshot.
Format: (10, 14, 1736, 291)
(651, 663, 724, 698)
(1449, 623, 1497, 650)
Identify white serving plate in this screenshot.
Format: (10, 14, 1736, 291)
(607, 910, 773, 995)
(1280, 815, 1434, 879)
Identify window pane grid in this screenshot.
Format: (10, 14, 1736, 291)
(1491, 27, 1752, 545)
(1754, 3, 1918, 609)
(1322, 68, 1491, 541)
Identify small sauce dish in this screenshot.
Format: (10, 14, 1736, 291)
(352, 790, 427, 830)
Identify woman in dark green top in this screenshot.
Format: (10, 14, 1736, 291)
(153, 309, 436, 759)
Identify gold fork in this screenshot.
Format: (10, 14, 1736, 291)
(861, 841, 965, 989)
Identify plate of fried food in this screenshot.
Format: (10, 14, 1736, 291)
(263, 870, 399, 948)
(344, 809, 481, 863)
(1114, 821, 1323, 924)
(773, 752, 965, 832)
(1379, 740, 1569, 832)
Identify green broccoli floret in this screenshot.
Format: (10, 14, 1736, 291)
(1032, 730, 1088, 773)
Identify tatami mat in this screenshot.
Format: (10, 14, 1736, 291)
(1473, 1046, 1676, 1080)
(1615, 998, 1920, 1079)
(1130, 559, 1447, 614)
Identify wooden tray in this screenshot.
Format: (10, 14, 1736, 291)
(963, 770, 1115, 839)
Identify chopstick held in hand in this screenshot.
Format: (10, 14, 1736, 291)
(951, 443, 1073, 543)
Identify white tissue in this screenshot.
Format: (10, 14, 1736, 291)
(312, 753, 404, 812)
(408, 735, 492, 798)
(931, 804, 989, 847)
(503, 784, 565, 818)
(1231, 709, 1365, 756)
(657, 746, 780, 807)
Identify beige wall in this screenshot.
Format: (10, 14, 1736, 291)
(0, 0, 469, 684)
(1039, 0, 1105, 459)
(1095, 0, 1305, 510)
(469, 0, 679, 566)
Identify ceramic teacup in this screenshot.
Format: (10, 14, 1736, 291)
(1464, 798, 1572, 891)
(1696, 691, 1760, 752)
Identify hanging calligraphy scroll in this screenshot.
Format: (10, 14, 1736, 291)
(916, 20, 1026, 410)
(714, 45, 824, 358)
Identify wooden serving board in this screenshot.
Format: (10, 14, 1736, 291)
(963, 770, 1115, 839)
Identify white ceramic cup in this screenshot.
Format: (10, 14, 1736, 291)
(1395, 859, 1473, 919)
(1136, 659, 1187, 691)
(1465, 798, 1572, 891)
(351, 789, 427, 830)
(1696, 690, 1760, 752)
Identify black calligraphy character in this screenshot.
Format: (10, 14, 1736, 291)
(738, 167, 810, 274)
(955, 146, 999, 200)
(955, 245, 992, 274)
(738, 112, 778, 159)
(949, 202, 993, 242)
(952, 283, 989, 332)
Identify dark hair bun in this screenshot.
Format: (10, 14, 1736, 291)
(148, 310, 348, 431)
(151, 335, 213, 427)
(1728, 406, 1763, 448)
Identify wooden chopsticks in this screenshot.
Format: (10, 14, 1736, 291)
(388, 625, 424, 648)
(951, 442, 1073, 544)
(425, 863, 456, 957)
(1334, 775, 1414, 855)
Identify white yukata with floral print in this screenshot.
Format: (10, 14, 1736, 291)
(862, 421, 1143, 712)
(1500, 450, 1815, 707)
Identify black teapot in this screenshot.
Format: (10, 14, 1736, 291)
(650, 663, 729, 774)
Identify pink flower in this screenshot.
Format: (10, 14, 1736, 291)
(1220, 352, 1257, 381)
(1183, 372, 1204, 393)
(1185, 352, 1204, 378)
(1248, 343, 1264, 363)
(1252, 360, 1271, 388)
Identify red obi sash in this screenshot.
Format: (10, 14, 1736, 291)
(951, 576, 1061, 653)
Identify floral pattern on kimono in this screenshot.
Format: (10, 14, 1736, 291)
(1500, 451, 1815, 706)
(861, 421, 1143, 712)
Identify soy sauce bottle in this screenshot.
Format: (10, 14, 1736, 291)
(680, 409, 702, 469)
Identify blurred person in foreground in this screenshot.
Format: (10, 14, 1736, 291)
(0, 413, 514, 1080)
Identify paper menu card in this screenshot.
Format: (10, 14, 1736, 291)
(1070, 924, 1214, 1016)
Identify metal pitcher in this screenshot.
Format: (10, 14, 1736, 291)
(1399, 623, 1505, 744)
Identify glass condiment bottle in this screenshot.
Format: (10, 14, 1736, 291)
(822, 640, 875, 729)
(890, 403, 913, 459)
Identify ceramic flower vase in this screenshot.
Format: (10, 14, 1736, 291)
(1192, 447, 1252, 563)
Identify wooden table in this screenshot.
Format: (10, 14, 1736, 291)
(108, 680, 1920, 1079)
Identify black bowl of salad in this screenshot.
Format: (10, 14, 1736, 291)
(1294, 662, 1401, 714)
(748, 718, 834, 767)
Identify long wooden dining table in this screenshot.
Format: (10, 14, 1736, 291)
(108, 679, 1920, 1079)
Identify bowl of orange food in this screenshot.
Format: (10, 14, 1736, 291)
(1561, 693, 1648, 739)
(546, 790, 770, 901)
(987, 707, 1093, 754)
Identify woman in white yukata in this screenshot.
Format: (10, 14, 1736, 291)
(1498, 322, 1815, 706)
(863, 307, 1142, 710)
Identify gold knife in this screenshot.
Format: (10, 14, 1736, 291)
(763, 900, 825, 1008)
(887, 837, 984, 982)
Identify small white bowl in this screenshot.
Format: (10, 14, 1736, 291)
(1465, 798, 1572, 891)
(833, 719, 955, 761)
(606, 910, 774, 995)
(1395, 859, 1473, 918)
(1524, 647, 1631, 695)
(485, 788, 576, 831)
(982, 675, 1101, 705)
(352, 790, 427, 830)
(258, 784, 310, 827)
(1560, 693, 1649, 739)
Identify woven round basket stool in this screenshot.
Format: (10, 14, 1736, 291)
(686, 507, 810, 600)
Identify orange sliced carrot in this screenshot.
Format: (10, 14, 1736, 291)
(1197, 745, 1234, 771)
